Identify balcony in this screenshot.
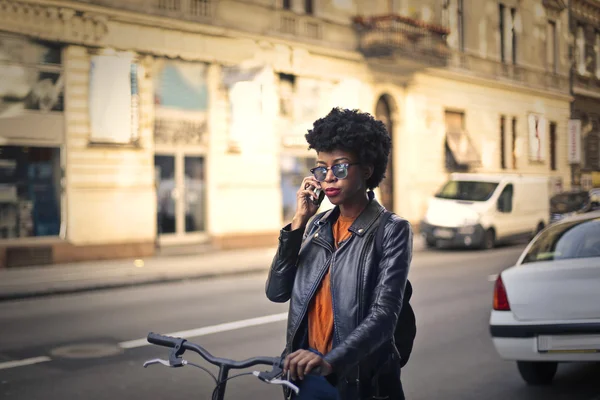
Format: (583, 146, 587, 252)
(448, 52, 570, 93)
(352, 14, 450, 66)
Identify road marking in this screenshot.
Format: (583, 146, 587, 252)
(488, 274, 499, 282)
(0, 313, 289, 370)
(0, 356, 51, 370)
(119, 312, 288, 349)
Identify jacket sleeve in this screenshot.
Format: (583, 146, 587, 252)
(265, 223, 306, 303)
(323, 218, 413, 375)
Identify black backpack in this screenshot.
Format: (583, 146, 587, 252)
(374, 211, 416, 368)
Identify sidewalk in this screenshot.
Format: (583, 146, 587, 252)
(0, 236, 425, 301)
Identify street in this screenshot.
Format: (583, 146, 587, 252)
(1, 245, 598, 400)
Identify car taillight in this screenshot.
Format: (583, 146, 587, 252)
(493, 275, 511, 311)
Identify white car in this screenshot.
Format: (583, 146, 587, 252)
(489, 211, 600, 385)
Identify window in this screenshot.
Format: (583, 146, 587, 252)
(497, 184, 513, 213)
(549, 122, 557, 171)
(595, 32, 600, 78)
(0, 34, 64, 114)
(499, 4, 506, 62)
(521, 217, 600, 264)
(499, 4, 517, 64)
(510, 7, 517, 65)
(444, 110, 469, 172)
(0, 146, 61, 239)
(282, 0, 291, 10)
(500, 115, 506, 169)
(457, 0, 465, 51)
(278, 73, 295, 117)
(547, 21, 557, 73)
(304, 0, 313, 14)
(577, 25, 586, 75)
(435, 181, 499, 202)
(511, 117, 517, 169)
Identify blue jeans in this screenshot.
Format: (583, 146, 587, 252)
(294, 349, 340, 400)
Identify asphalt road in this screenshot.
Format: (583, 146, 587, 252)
(1, 245, 599, 400)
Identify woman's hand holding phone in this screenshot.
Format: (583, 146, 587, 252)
(291, 176, 323, 230)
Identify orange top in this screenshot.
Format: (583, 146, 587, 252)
(307, 214, 356, 355)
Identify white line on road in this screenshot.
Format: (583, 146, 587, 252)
(488, 274, 499, 282)
(0, 356, 51, 370)
(0, 313, 289, 370)
(118, 312, 288, 349)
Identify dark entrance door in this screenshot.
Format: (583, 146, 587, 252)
(375, 96, 394, 211)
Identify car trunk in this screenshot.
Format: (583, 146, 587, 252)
(503, 258, 600, 322)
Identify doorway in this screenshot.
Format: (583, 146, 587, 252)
(375, 95, 395, 211)
(155, 151, 206, 245)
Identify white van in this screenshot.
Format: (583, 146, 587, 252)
(420, 173, 550, 250)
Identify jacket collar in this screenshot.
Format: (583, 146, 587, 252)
(316, 192, 385, 238)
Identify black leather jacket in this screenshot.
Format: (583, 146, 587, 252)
(266, 198, 413, 400)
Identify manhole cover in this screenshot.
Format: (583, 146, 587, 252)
(50, 343, 123, 359)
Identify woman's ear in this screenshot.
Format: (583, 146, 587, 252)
(364, 165, 374, 180)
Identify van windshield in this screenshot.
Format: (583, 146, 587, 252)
(435, 180, 499, 202)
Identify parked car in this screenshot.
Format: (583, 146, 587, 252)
(549, 190, 591, 224)
(489, 211, 600, 385)
(420, 174, 549, 250)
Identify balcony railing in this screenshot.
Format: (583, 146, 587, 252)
(80, 0, 213, 19)
(352, 14, 450, 65)
(449, 52, 570, 93)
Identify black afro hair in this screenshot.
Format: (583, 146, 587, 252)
(305, 107, 392, 190)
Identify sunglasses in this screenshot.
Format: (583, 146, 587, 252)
(310, 163, 360, 182)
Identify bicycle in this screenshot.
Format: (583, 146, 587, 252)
(143, 332, 314, 400)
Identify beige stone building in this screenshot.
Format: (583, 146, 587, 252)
(0, 0, 580, 267)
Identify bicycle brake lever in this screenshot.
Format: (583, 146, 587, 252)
(252, 371, 299, 395)
(143, 358, 171, 368)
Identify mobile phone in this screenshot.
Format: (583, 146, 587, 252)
(312, 187, 325, 206)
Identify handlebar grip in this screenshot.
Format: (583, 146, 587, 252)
(147, 332, 182, 348)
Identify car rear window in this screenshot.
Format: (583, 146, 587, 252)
(522, 217, 600, 264)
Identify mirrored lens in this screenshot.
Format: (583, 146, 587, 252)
(312, 167, 327, 181)
(332, 164, 349, 179)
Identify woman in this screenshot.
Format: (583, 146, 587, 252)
(266, 108, 413, 400)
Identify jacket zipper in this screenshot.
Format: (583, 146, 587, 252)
(330, 236, 353, 347)
(287, 237, 333, 354)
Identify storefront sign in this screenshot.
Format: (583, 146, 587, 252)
(89, 52, 139, 144)
(567, 119, 582, 164)
(154, 60, 209, 146)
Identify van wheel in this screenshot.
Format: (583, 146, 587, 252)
(480, 229, 495, 250)
(517, 361, 557, 386)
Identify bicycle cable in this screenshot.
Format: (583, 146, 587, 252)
(183, 361, 218, 384)
(211, 372, 254, 400)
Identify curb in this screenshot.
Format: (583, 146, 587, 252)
(0, 240, 427, 302)
(0, 265, 271, 302)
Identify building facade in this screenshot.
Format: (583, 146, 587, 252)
(0, 0, 582, 267)
(569, 0, 600, 189)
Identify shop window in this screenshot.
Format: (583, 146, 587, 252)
(0, 34, 64, 115)
(280, 155, 316, 223)
(0, 146, 61, 239)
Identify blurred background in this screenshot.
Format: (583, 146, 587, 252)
(0, 0, 599, 399)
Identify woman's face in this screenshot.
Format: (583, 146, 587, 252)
(313, 149, 372, 206)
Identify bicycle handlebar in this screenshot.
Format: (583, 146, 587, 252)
(147, 332, 281, 370)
